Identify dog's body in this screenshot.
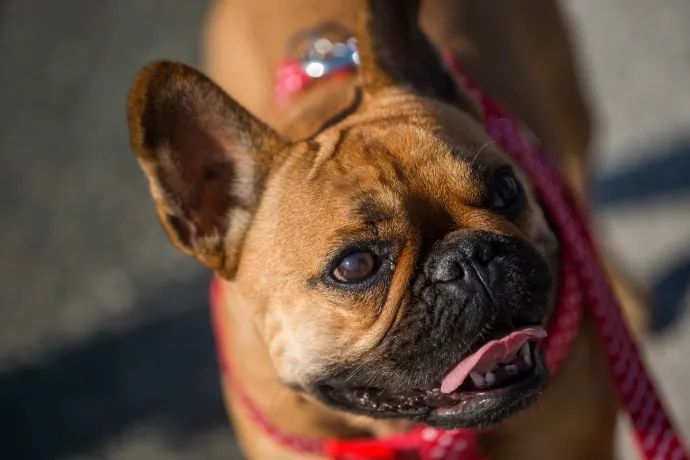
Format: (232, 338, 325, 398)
(128, 1, 649, 458)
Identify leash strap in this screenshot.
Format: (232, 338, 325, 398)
(207, 55, 688, 460)
(448, 59, 688, 460)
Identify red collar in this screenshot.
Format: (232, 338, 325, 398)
(209, 57, 687, 460)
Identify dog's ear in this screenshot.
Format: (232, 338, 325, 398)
(356, 0, 479, 117)
(127, 61, 287, 277)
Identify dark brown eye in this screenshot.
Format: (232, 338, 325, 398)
(492, 172, 519, 209)
(333, 251, 377, 282)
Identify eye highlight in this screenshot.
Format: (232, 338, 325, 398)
(491, 171, 520, 210)
(333, 251, 378, 282)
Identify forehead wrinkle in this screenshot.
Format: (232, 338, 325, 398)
(307, 128, 346, 181)
(305, 124, 398, 182)
(305, 102, 455, 181)
(311, 97, 439, 148)
(334, 92, 424, 130)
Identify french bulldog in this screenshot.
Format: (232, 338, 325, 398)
(127, 0, 648, 458)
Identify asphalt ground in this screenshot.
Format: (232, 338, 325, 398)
(1, 1, 688, 458)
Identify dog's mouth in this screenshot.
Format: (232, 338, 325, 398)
(319, 326, 548, 425)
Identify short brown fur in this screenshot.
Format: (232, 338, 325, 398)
(127, 0, 649, 458)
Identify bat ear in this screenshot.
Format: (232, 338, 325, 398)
(355, 0, 479, 117)
(127, 61, 287, 277)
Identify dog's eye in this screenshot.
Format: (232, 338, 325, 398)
(492, 172, 520, 209)
(333, 251, 377, 282)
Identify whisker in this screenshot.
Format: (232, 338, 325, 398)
(470, 140, 496, 167)
(364, 367, 385, 393)
(267, 387, 290, 417)
(343, 359, 367, 384)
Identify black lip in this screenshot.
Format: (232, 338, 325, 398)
(315, 344, 549, 427)
(425, 357, 547, 429)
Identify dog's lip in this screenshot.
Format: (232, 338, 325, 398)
(430, 363, 546, 420)
(318, 341, 547, 417)
(440, 326, 547, 393)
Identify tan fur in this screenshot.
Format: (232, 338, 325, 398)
(127, 0, 649, 458)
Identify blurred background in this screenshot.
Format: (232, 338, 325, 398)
(0, 1, 688, 459)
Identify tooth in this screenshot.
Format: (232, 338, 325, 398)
(522, 343, 532, 367)
(470, 371, 486, 388)
(485, 371, 496, 386)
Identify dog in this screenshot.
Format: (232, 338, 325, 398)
(127, 0, 650, 458)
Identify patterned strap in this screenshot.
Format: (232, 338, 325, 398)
(449, 59, 688, 460)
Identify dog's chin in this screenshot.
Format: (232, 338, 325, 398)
(313, 343, 548, 430)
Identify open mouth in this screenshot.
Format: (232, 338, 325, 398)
(320, 326, 548, 421)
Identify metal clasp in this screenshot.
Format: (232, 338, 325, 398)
(284, 22, 360, 80)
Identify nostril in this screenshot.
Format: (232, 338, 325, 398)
(426, 240, 495, 284)
(473, 241, 494, 264)
(448, 261, 464, 281)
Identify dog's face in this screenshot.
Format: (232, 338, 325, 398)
(127, 0, 557, 430)
(241, 96, 558, 428)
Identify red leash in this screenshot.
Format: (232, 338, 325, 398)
(209, 57, 688, 460)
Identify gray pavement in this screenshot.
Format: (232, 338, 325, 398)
(1, 1, 688, 459)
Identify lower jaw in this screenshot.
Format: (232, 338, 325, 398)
(319, 351, 549, 428)
(354, 371, 547, 428)
(425, 370, 548, 429)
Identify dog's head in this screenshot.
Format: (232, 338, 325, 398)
(127, 0, 558, 429)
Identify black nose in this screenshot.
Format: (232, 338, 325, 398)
(426, 239, 496, 284)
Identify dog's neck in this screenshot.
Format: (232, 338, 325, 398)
(270, 74, 359, 141)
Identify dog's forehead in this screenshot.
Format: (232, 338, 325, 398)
(247, 97, 526, 268)
(319, 96, 503, 166)
(298, 98, 509, 206)
(255, 104, 509, 252)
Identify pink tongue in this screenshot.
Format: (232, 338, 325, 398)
(440, 326, 547, 393)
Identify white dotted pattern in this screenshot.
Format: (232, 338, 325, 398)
(450, 60, 687, 460)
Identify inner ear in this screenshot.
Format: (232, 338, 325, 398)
(128, 61, 287, 277)
(356, 0, 480, 118)
(147, 93, 243, 244)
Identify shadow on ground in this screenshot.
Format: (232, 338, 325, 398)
(0, 273, 236, 460)
(595, 137, 690, 334)
(595, 137, 690, 207)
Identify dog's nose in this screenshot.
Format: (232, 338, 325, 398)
(426, 240, 495, 284)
